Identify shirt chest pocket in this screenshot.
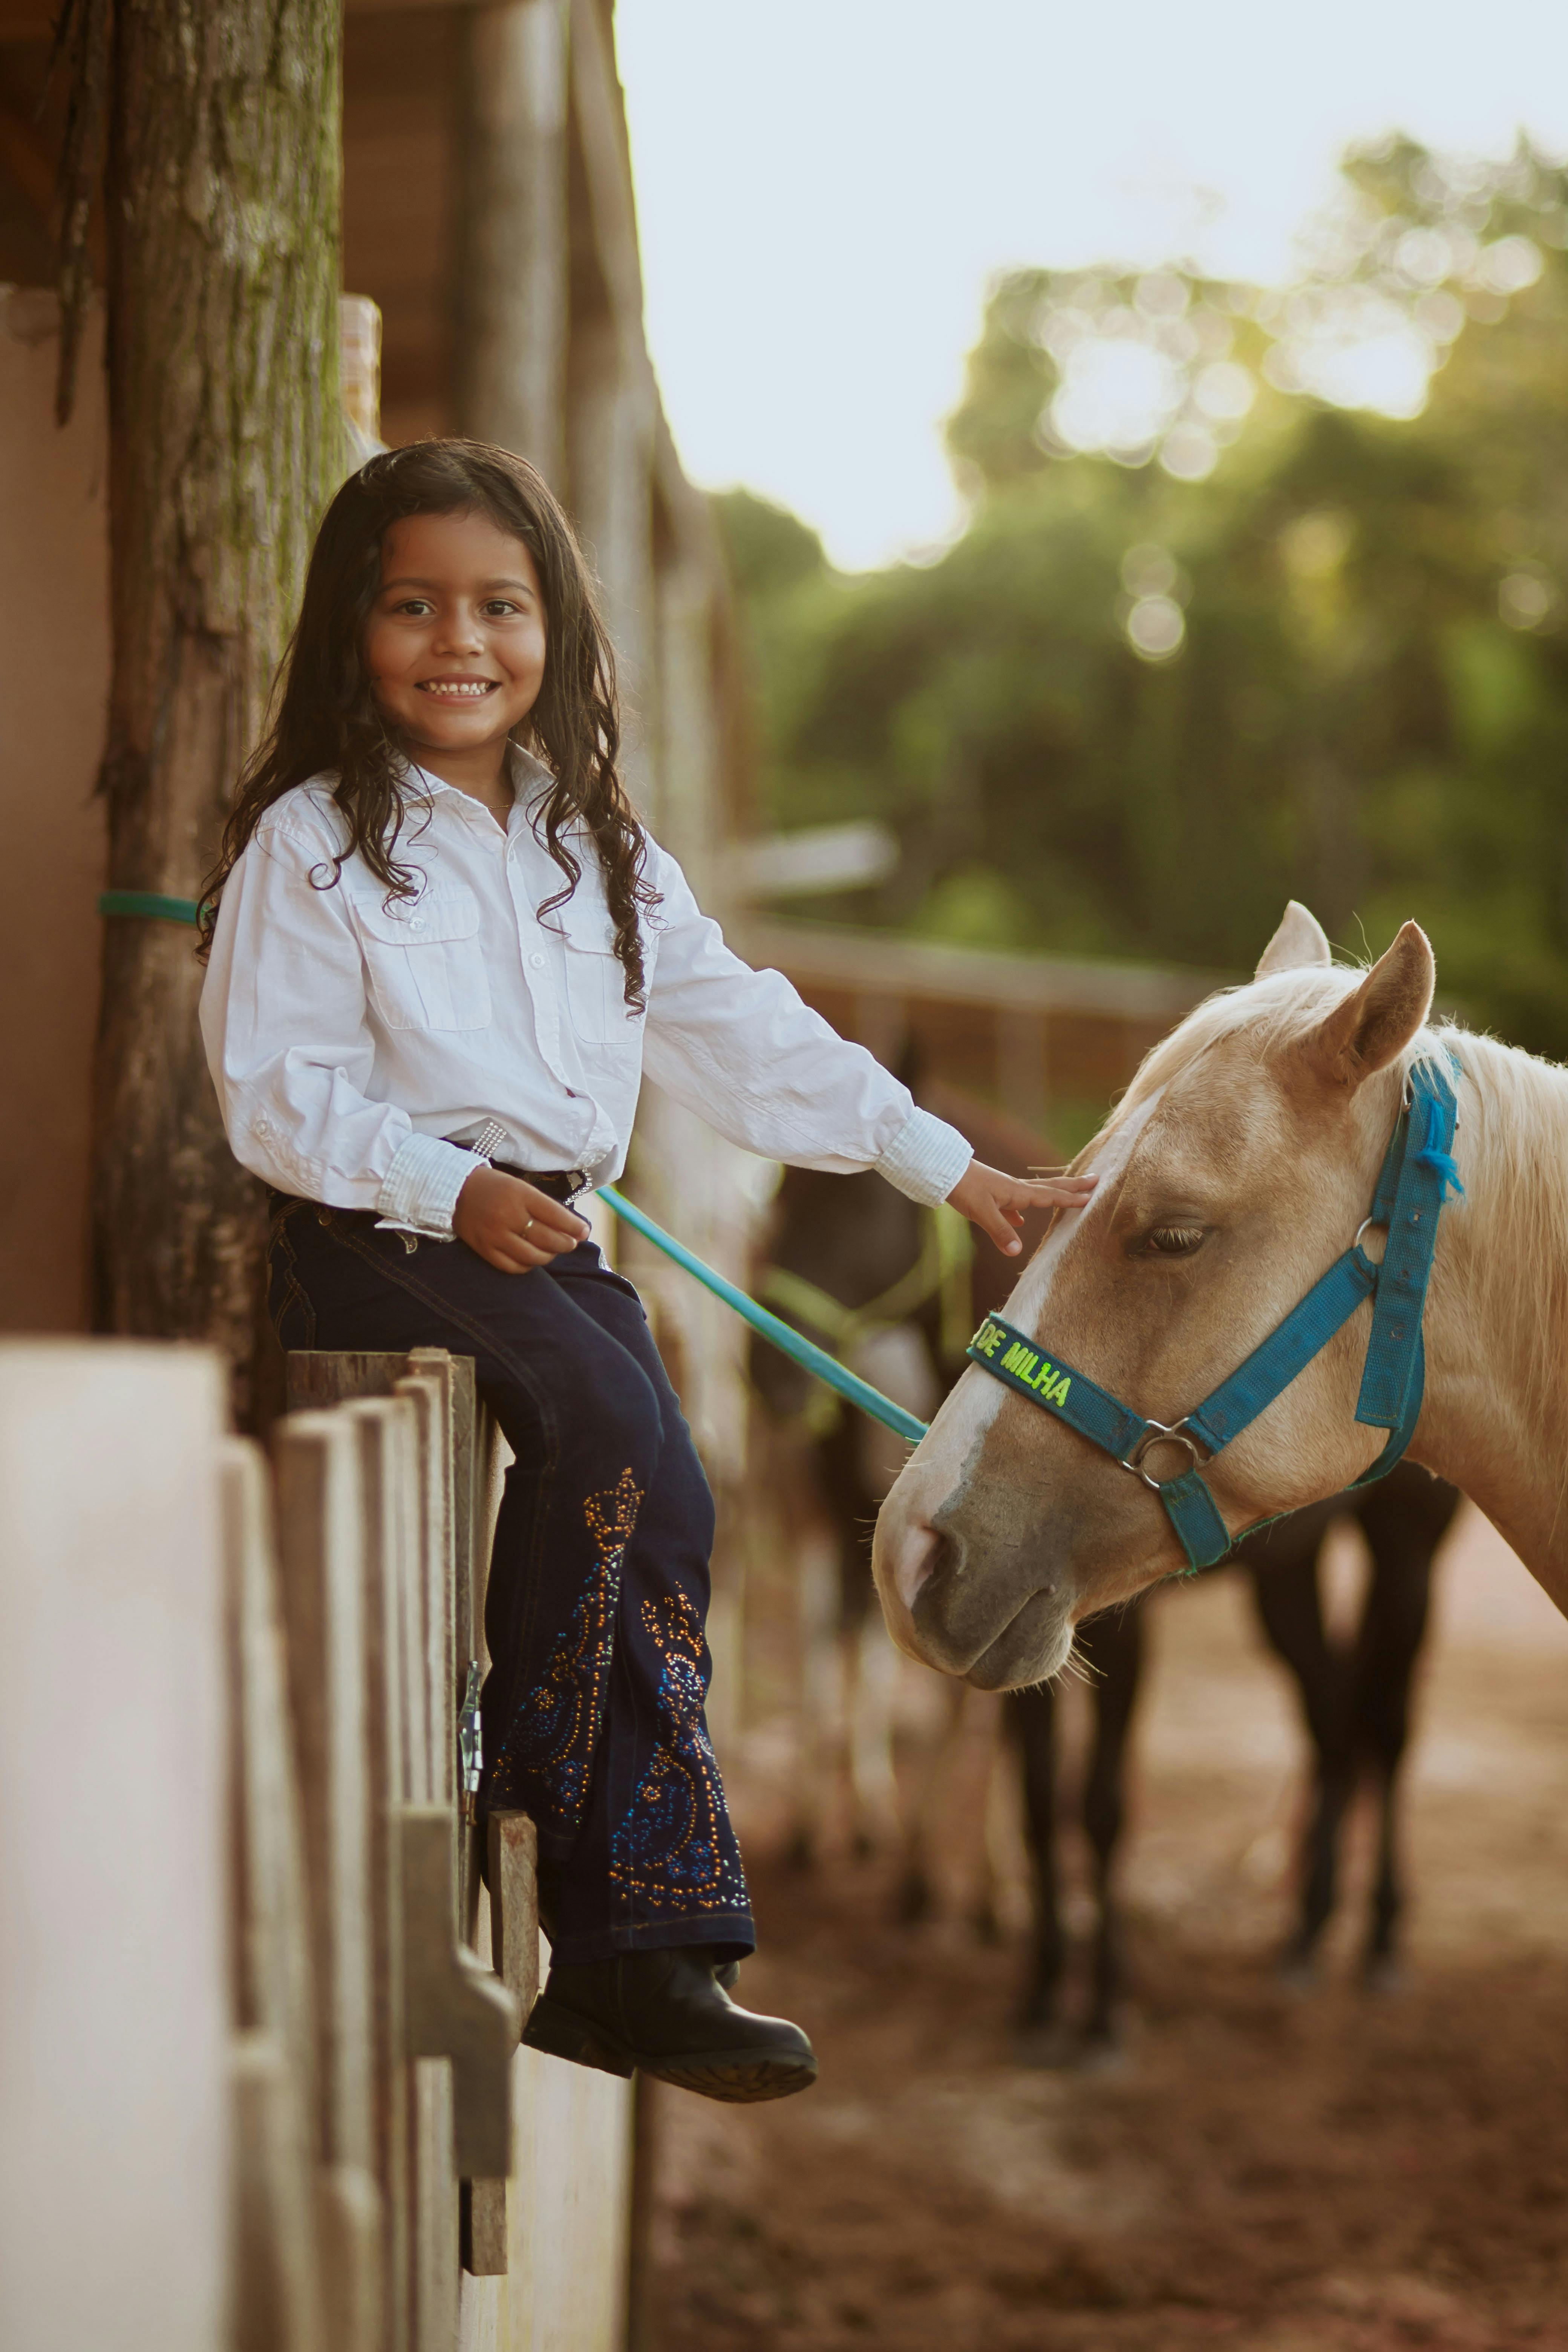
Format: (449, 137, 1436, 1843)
(350, 888, 492, 1032)
(557, 898, 640, 1048)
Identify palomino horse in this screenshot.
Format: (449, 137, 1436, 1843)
(757, 1068, 1460, 2044)
(874, 904, 1565, 1695)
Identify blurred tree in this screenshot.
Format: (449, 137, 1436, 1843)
(717, 139, 1568, 1057)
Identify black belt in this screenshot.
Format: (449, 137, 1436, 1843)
(446, 1134, 588, 1205)
(493, 1164, 589, 1205)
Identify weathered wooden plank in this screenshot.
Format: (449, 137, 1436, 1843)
(273, 1410, 387, 2350)
(397, 1367, 463, 2346)
(287, 1349, 422, 1413)
(462, 1810, 541, 2277)
(346, 1396, 417, 2352)
(462, 2174, 510, 2282)
(223, 1438, 325, 2352)
(509, 2045, 635, 2352)
(407, 1348, 481, 1681)
(397, 1366, 457, 1808)
(487, 1812, 542, 2014)
(300, 1354, 519, 2341)
(402, 1808, 521, 2179)
(231, 2030, 324, 2352)
(274, 1413, 378, 2173)
(455, 0, 571, 480)
(0, 1343, 228, 2350)
(289, 1346, 481, 1780)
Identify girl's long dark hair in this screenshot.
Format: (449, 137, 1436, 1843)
(199, 438, 657, 1004)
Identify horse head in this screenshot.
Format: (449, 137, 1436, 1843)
(872, 903, 1445, 1689)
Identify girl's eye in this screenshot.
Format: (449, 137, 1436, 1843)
(1147, 1225, 1205, 1256)
(395, 599, 433, 617)
(482, 600, 521, 618)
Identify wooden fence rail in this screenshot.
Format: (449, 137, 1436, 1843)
(0, 1337, 637, 2352)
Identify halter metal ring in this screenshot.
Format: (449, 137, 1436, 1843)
(1353, 1216, 1385, 1254)
(1120, 1420, 1202, 1491)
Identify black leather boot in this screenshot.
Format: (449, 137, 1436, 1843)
(523, 1946, 817, 2104)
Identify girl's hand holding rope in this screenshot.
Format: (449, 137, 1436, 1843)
(947, 1159, 1098, 1257)
(454, 1164, 591, 1272)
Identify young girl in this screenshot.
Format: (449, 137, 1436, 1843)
(199, 439, 1094, 2106)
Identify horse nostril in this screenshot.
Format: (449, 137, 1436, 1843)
(890, 1521, 943, 1612)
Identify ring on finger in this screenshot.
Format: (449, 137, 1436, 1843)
(522, 1216, 534, 1236)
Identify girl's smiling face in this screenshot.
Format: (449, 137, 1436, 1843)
(363, 507, 548, 797)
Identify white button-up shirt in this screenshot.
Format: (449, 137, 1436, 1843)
(199, 758, 972, 1233)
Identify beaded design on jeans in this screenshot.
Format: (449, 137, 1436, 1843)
(609, 1591, 749, 1914)
(490, 1468, 643, 1837)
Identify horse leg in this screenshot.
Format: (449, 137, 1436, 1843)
(894, 1678, 968, 1922)
(1078, 1603, 1145, 2053)
(787, 1525, 842, 1868)
(1007, 1681, 1067, 2054)
(816, 1423, 888, 1859)
(1350, 1472, 1456, 1987)
(968, 1698, 1009, 1945)
(846, 1603, 901, 1858)
(1242, 1503, 1351, 1979)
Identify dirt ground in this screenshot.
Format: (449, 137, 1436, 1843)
(648, 1508, 1568, 2351)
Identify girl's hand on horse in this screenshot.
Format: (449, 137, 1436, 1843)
(454, 1165, 591, 1272)
(947, 1160, 1098, 1256)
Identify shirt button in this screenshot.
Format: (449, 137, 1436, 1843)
(530, 953, 545, 969)
(410, 919, 426, 931)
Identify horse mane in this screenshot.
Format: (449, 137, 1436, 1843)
(1100, 960, 1568, 1448)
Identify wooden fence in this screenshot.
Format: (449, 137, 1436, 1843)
(0, 1335, 637, 2352)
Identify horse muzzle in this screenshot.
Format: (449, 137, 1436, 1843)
(872, 1494, 1075, 1689)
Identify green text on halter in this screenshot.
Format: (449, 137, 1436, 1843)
(965, 1054, 1465, 1575)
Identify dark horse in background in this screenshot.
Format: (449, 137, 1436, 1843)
(750, 1088, 1461, 2055)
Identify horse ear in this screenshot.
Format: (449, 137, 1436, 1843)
(1299, 922, 1436, 1089)
(1256, 901, 1332, 977)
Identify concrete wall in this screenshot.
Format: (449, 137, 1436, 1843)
(0, 289, 110, 1331)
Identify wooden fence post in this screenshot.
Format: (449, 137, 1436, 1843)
(223, 1437, 325, 2352)
(273, 1409, 386, 2352)
(286, 1350, 523, 2332)
(0, 1343, 229, 2352)
(283, 1347, 638, 2351)
(464, 1810, 541, 2275)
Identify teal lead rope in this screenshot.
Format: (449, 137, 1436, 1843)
(100, 891, 204, 924)
(597, 1187, 928, 1444)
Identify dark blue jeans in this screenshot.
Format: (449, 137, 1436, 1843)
(267, 1196, 755, 1965)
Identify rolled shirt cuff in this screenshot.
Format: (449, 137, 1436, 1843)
(873, 1108, 973, 1207)
(375, 1132, 479, 1239)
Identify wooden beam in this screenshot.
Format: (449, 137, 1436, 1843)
(454, 0, 570, 478)
(400, 1807, 520, 2179)
(737, 914, 1231, 1023)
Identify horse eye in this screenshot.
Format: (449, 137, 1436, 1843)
(1147, 1225, 1205, 1256)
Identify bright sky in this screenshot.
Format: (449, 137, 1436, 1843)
(616, 0, 1568, 570)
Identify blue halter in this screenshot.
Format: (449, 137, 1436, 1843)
(965, 1055, 1464, 1574)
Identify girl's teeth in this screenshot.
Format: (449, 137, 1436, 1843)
(424, 681, 490, 697)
